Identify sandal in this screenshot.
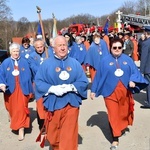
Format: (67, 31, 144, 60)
(18, 128, 24, 141)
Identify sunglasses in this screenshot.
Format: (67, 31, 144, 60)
(23, 43, 29, 46)
(112, 46, 122, 50)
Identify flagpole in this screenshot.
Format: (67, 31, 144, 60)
(36, 6, 48, 58)
(52, 13, 57, 38)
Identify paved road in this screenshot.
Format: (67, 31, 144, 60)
(0, 88, 150, 150)
(0, 61, 150, 150)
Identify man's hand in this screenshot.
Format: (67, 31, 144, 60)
(129, 81, 135, 88)
(90, 92, 96, 100)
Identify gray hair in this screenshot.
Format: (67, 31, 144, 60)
(33, 38, 45, 47)
(75, 36, 81, 42)
(9, 43, 20, 53)
(52, 35, 67, 47)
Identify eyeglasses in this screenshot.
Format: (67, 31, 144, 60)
(112, 46, 122, 50)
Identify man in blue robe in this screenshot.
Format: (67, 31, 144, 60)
(84, 32, 109, 70)
(84, 32, 109, 81)
(71, 36, 87, 65)
(35, 36, 88, 150)
(28, 39, 52, 81)
(28, 39, 52, 130)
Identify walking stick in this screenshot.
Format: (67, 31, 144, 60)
(36, 6, 49, 58)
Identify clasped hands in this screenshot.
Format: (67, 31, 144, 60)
(48, 84, 74, 96)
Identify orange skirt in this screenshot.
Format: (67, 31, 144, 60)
(89, 66, 96, 82)
(36, 97, 46, 119)
(45, 105, 79, 150)
(4, 81, 30, 130)
(104, 81, 134, 137)
(132, 40, 139, 61)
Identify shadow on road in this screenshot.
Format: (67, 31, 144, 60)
(86, 111, 112, 143)
(26, 108, 37, 134)
(78, 134, 83, 144)
(133, 90, 147, 106)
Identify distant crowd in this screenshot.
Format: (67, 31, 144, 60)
(0, 27, 149, 150)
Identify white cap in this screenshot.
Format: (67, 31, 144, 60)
(36, 34, 43, 39)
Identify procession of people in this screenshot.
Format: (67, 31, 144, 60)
(0, 15, 150, 150)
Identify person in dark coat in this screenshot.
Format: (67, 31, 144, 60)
(138, 33, 146, 60)
(123, 33, 134, 58)
(140, 27, 150, 109)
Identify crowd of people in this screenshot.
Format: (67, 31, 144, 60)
(0, 26, 149, 150)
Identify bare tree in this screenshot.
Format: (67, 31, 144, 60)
(43, 19, 53, 37)
(0, 0, 11, 21)
(145, 0, 150, 15)
(119, 1, 137, 14)
(1, 0, 147, 50)
(16, 17, 30, 37)
(0, 0, 12, 49)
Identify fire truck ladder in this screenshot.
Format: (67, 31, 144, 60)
(121, 14, 150, 27)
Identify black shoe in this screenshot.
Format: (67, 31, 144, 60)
(140, 105, 150, 109)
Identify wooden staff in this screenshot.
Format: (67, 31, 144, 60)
(36, 6, 48, 58)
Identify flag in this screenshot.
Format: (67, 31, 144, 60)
(103, 16, 110, 35)
(37, 22, 42, 35)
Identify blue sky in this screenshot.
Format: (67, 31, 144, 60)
(8, 0, 137, 22)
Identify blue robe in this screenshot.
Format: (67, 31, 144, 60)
(0, 57, 33, 95)
(20, 45, 35, 59)
(84, 39, 109, 70)
(70, 42, 87, 65)
(28, 49, 51, 80)
(0, 67, 7, 92)
(48, 46, 55, 58)
(68, 42, 77, 57)
(35, 56, 89, 112)
(91, 54, 149, 97)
